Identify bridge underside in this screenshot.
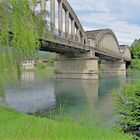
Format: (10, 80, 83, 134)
(39, 39, 89, 55)
(100, 60, 126, 76)
(95, 52, 121, 61)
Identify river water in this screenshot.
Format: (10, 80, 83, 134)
(0, 70, 139, 126)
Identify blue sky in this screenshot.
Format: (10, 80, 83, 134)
(68, 0, 140, 45)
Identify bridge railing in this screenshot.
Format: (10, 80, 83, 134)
(44, 28, 91, 52)
(53, 28, 81, 43)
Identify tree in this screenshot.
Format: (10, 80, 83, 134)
(129, 39, 140, 69)
(0, 0, 46, 94)
(113, 82, 140, 138)
(130, 45, 140, 59)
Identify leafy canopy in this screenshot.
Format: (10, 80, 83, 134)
(0, 0, 46, 93)
(130, 45, 140, 59)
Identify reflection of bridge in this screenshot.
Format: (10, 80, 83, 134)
(30, 0, 131, 79)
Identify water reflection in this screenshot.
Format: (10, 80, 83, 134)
(55, 79, 99, 116)
(4, 71, 56, 114)
(0, 92, 6, 106)
(21, 71, 35, 84)
(0, 71, 129, 123)
(97, 75, 126, 124)
(54, 75, 126, 121)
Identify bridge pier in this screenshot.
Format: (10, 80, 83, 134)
(100, 60, 126, 75)
(54, 55, 99, 79)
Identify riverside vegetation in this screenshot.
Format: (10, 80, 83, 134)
(0, 0, 46, 94)
(0, 106, 132, 140)
(113, 81, 140, 139)
(129, 39, 140, 69)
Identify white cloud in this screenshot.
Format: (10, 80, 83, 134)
(68, 0, 140, 45)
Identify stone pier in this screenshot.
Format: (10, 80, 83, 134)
(100, 60, 126, 75)
(54, 55, 98, 79)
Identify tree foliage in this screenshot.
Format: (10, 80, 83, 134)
(129, 59, 140, 70)
(0, 0, 46, 94)
(113, 82, 140, 138)
(130, 45, 140, 59)
(129, 45, 140, 69)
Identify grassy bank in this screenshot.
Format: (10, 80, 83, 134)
(0, 106, 132, 140)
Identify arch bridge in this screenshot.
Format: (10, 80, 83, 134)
(30, 0, 131, 79)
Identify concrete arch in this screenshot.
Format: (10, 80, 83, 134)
(86, 29, 121, 58)
(119, 45, 131, 62)
(31, 0, 88, 43)
(62, 0, 85, 38)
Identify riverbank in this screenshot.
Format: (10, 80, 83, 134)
(0, 106, 132, 140)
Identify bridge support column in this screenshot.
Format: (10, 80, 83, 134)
(58, 0, 63, 36)
(41, 0, 46, 11)
(76, 28, 80, 42)
(65, 10, 69, 38)
(50, 0, 55, 32)
(40, 0, 46, 21)
(100, 60, 126, 75)
(71, 19, 75, 41)
(54, 55, 99, 79)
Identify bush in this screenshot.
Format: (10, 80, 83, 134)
(129, 59, 140, 70)
(113, 82, 140, 138)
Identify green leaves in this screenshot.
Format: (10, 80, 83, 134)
(130, 45, 140, 59)
(0, 0, 46, 94)
(113, 82, 140, 137)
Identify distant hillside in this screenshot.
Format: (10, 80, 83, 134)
(131, 38, 140, 46)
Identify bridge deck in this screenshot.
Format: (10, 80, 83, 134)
(40, 34, 90, 54)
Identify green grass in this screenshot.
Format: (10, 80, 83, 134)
(0, 106, 132, 140)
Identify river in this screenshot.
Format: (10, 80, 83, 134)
(0, 70, 139, 126)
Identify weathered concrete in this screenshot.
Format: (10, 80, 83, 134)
(40, 0, 46, 11)
(50, 0, 55, 31)
(71, 19, 75, 41)
(54, 55, 98, 79)
(28, 0, 131, 79)
(119, 45, 131, 62)
(65, 10, 69, 38)
(86, 29, 122, 59)
(29, 0, 131, 62)
(58, 0, 63, 36)
(100, 60, 126, 75)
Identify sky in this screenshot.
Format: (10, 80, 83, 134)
(68, 0, 140, 45)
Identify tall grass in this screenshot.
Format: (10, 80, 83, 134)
(0, 106, 132, 140)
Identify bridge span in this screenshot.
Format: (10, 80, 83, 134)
(30, 0, 131, 79)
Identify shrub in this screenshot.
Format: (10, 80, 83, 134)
(129, 59, 140, 70)
(113, 81, 140, 138)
